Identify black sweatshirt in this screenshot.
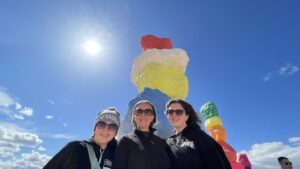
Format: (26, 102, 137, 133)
(43, 138, 116, 169)
(112, 129, 170, 169)
(167, 125, 232, 169)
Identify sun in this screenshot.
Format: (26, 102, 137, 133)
(84, 40, 101, 55)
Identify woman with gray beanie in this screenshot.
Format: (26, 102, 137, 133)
(112, 100, 170, 169)
(43, 107, 121, 169)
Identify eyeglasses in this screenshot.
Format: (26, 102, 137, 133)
(166, 109, 185, 116)
(134, 109, 154, 116)
(96, 121, 118, 132)
(285, 162, 293, 166)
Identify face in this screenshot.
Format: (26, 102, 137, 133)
(280, 159, 293, 169)
(166, 103, 189, 129)
(133, 103, 155, 131)
(94, 121, 117, 147)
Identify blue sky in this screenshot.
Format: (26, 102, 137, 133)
(0, 1, 299, 168)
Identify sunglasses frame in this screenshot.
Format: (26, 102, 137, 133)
(134, 108, 154, 116)
(96, 121, 118, 132)
(285, 162, 293, 166)
(166, 109, 185, 116)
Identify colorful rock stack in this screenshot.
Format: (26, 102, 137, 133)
(119, 34, 190, 138)
(200, 101, 251, 169)
(131, 34, 189, 99)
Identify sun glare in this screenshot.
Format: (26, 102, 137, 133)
(84, 40, 101, 55)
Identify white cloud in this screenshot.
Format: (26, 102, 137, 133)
(13, 114, 25, 120)
(0, 141, 20, 157)
(45, 115, 54, 119)
(0, 123, 42, 148)
(19, 107, 33, 116)
(50, 133, 77, 140)
(47, 99, 55, 105)
(0, 123, 49, 168)
(262, 62, 298, 82)
(0, 91, 15, 107)
(289, 137, 300, 143)
(0, 150, 51, 169)
(15, 103, 22, 110)
(262, 73, 272, 82)
(0, 90, 34, 120)
(37, 146, 47, 152)
(241, 138, 300, 169)
(279, 63, 299, 76)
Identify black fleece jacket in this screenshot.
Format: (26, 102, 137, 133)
(167, 125, 232, 169)
(112, 129, 170, 169)
(43, 138, 117, 169)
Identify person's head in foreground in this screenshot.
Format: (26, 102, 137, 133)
(93, 107, 120, 149)
(278, 156, 293, 169)
(132, 100, 156, 132)
(165, 99, 200, 134)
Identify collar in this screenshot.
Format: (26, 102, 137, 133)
(87, 137, 117, 150)
(170, 124, 200, 138)
(134, 127, 156, 136)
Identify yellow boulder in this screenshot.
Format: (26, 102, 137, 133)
(135, 64, 188, 99)
(205, 116, 223, 129)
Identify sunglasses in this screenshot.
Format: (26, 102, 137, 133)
(97, 121, 118, 132)
(285, 162, 293, 166)
(166, 109, 185, 116)
(134, 109, 154, 116)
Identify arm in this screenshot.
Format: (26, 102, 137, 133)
(112, 137, 130, 169)
(43, 141, 78, 169)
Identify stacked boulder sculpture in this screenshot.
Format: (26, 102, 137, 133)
(119, 35, 190, 138)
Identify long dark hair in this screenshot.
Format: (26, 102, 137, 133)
(132, 100, 157, 129)
(165, 99, 201, 128)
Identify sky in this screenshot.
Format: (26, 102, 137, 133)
(0, 0, 299, 168)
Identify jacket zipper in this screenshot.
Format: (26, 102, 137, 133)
(98, 149, 105, 164)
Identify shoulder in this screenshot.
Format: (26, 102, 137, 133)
(118, 133, 137, 144)
(51, 140, 87, 159)
(184, 126, 206, 139)
(185, 128, 221, 149)
(125, 133, 140, 140)
(64, 140, 86, 149)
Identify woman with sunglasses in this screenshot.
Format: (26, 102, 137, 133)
(113, 100, 170, 169)
(43, 107, 120, 169)
(165, 99, 232, 169)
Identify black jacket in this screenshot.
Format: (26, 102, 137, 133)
(167, 125, 232, 169)
(112, 129, 170, 169)
(43, 138, 117, 169)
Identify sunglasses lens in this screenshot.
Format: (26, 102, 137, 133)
(167, 109, 184, 116)
(285, 162, 292, 165)
(144, 109, 153, 116)
(97, 121, 107, 128)
(175, 109, 184, 116)
(108, 124, 118, 132)
(166, 110, 175, 115)
(135, 109, 153, 116)
(97, 121, 117, 132)
(135, 109, 143, 116)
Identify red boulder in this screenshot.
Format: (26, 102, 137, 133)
(141, 34, 173, 51)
